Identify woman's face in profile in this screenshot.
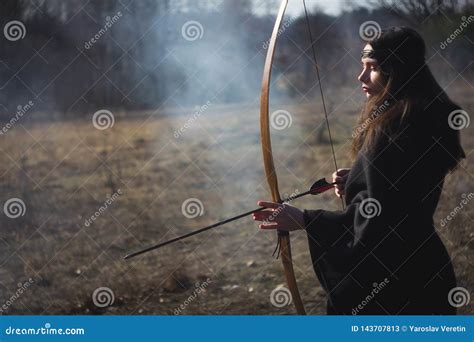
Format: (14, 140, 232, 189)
(358, 44, 385, 99)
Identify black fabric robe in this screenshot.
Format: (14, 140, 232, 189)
(303, 103, 462, 315)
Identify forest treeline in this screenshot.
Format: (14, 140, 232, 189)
(0, 0, 472, 118)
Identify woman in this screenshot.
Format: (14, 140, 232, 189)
(253, 27, 465, 315)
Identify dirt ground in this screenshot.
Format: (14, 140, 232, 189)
(0, 85, 472, 315)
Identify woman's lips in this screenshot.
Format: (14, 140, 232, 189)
(362, 86, 370, 93)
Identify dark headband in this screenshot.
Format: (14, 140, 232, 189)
(361, 49, 390, 60)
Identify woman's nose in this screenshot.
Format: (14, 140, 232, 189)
(358, 68, 368, 83)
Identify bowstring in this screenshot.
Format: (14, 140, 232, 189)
(302, 0, 344, 211)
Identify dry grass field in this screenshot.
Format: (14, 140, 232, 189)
(0, 85, 472, 315)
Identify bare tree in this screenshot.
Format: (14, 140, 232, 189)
(368, 0, 466, 27)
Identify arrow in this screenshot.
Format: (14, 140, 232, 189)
(124, 178, 337, 260)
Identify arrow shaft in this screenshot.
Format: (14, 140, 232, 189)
(124, 181, 337, 260)
(124, 206, 264, 260)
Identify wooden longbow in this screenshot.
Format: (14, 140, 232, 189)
(260, 0, 342, 315)
(259, 0, 306, 315)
